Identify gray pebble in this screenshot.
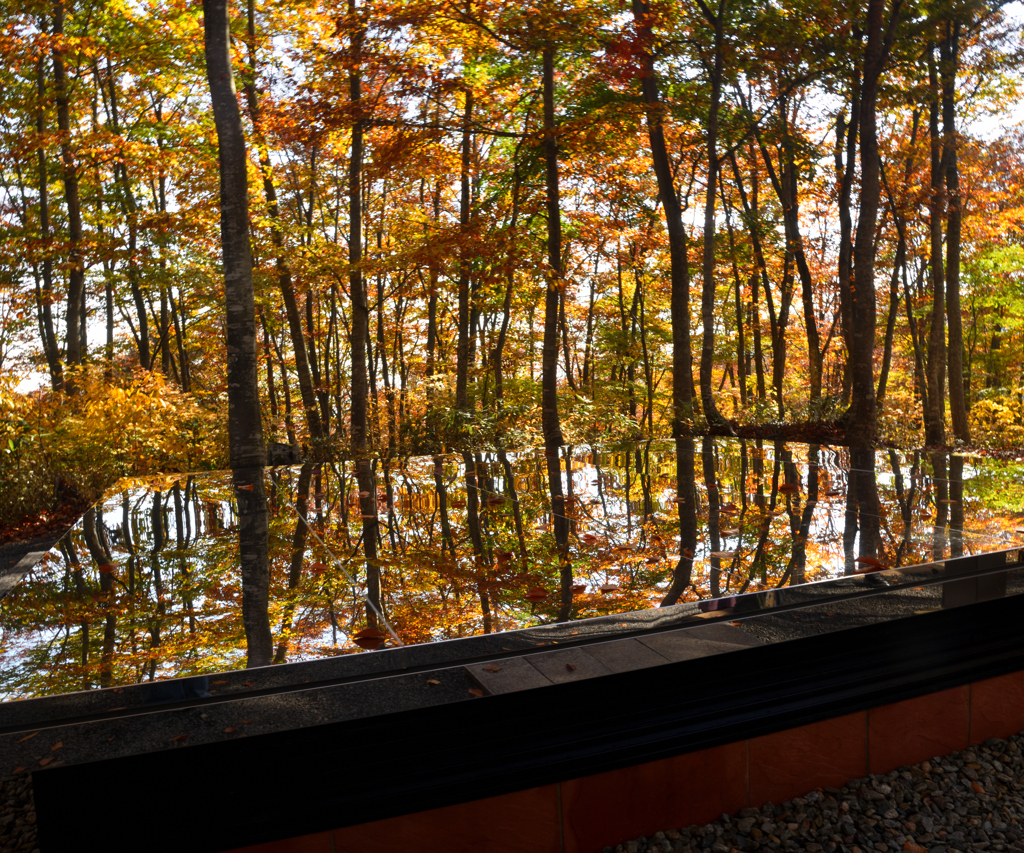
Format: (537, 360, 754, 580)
(605, 730, 1024, 853)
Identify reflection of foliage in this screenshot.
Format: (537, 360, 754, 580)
(2, 442, 1021, 700)
(0, 367, 226, 527)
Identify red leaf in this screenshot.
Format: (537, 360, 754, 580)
(565, 663, 577, 672)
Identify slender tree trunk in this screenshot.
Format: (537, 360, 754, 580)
(103, 62, 151, 371)
(35, 50, 63, 390)
(455, 88, 474, 413)
(758, 114, 822, 403)
(846, 0, 900, 448)
(348, 5, 369, 457)
(925, 43, 946, 446)
(541, 47, 565, 450)
(696, 2, 730, 429)
(52, 1, 86, 380)
(243, 0, 323, 442)
(633, 0, 695, 430)
(942, 21, 969, 442)
(203, 0, 271, 668)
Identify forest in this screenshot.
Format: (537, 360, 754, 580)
(1, 0, 1023, 533)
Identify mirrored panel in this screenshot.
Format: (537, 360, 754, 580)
(2, 439, 1022, 700)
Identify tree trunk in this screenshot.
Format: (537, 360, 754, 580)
(455, 88, 474, 413)
(52, 0, 86, 380)
(633, 0, 695, 431)
(846, 0, 900, 448)
(203, 0, 271, 667)
(35, 49, 63, 390)
(348, 2, 369, 457)
(243, 0, 323, 443)
(541, 46, 565, 450)
(942, 21, 969, 442)
(925, 43, 946, 446)
(696, 2, 730, 430)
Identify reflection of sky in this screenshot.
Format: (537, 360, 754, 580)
(1, 441, 1022, 701)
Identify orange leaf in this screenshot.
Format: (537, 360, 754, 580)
(16, 732, 38, 744)
(972, 781, 985, 793)
(38, 757, 54, 767)
(426, 679, 441, 685)
(98, 563, 116, 573)
(483, 665, 501, 673)
(565, 663, 577, 672)
(211, 680, 228, 685)
(12, 767, 26, 774)
(171, 735, 189, 742)
(468, 688, 484, 697)
(224, 727, 237, 734)
(51, 741, 63, 751)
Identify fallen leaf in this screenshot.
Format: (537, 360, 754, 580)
(468, 688, 484, 697)
(212, 680, 228, 685)
(224, 727, 237, 734)
(51, 742, 62, 751)
(565, 663, 577, 672)
(38, 757, 54, 767)
(16, 732, 38, 744)
(241, 719, 252, 725)
(171, 735, 189, 742)
(904, 843, 927, 853)
(729, 621, 742, 626)
(972, 781, 985, 793)
(242, 681, 254, 687)
(426, 679, 441, 685)
(12, 767, 26, 774)
(483, 665, 501, 673)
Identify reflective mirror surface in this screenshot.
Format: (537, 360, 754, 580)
(2, 439, 1022, 700)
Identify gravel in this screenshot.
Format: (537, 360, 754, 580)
(604, 733, 1024, 853)
(0, 772, 37, 853)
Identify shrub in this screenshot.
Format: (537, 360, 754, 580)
(0, 367, 227, 529)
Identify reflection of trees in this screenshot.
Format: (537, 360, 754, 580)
(274, 464, 313, 663)
(930, 451, 949, 562)
(950, 455, 965, 558)
(5, 443, 1019, 699)
(660, 437, 696, 606)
